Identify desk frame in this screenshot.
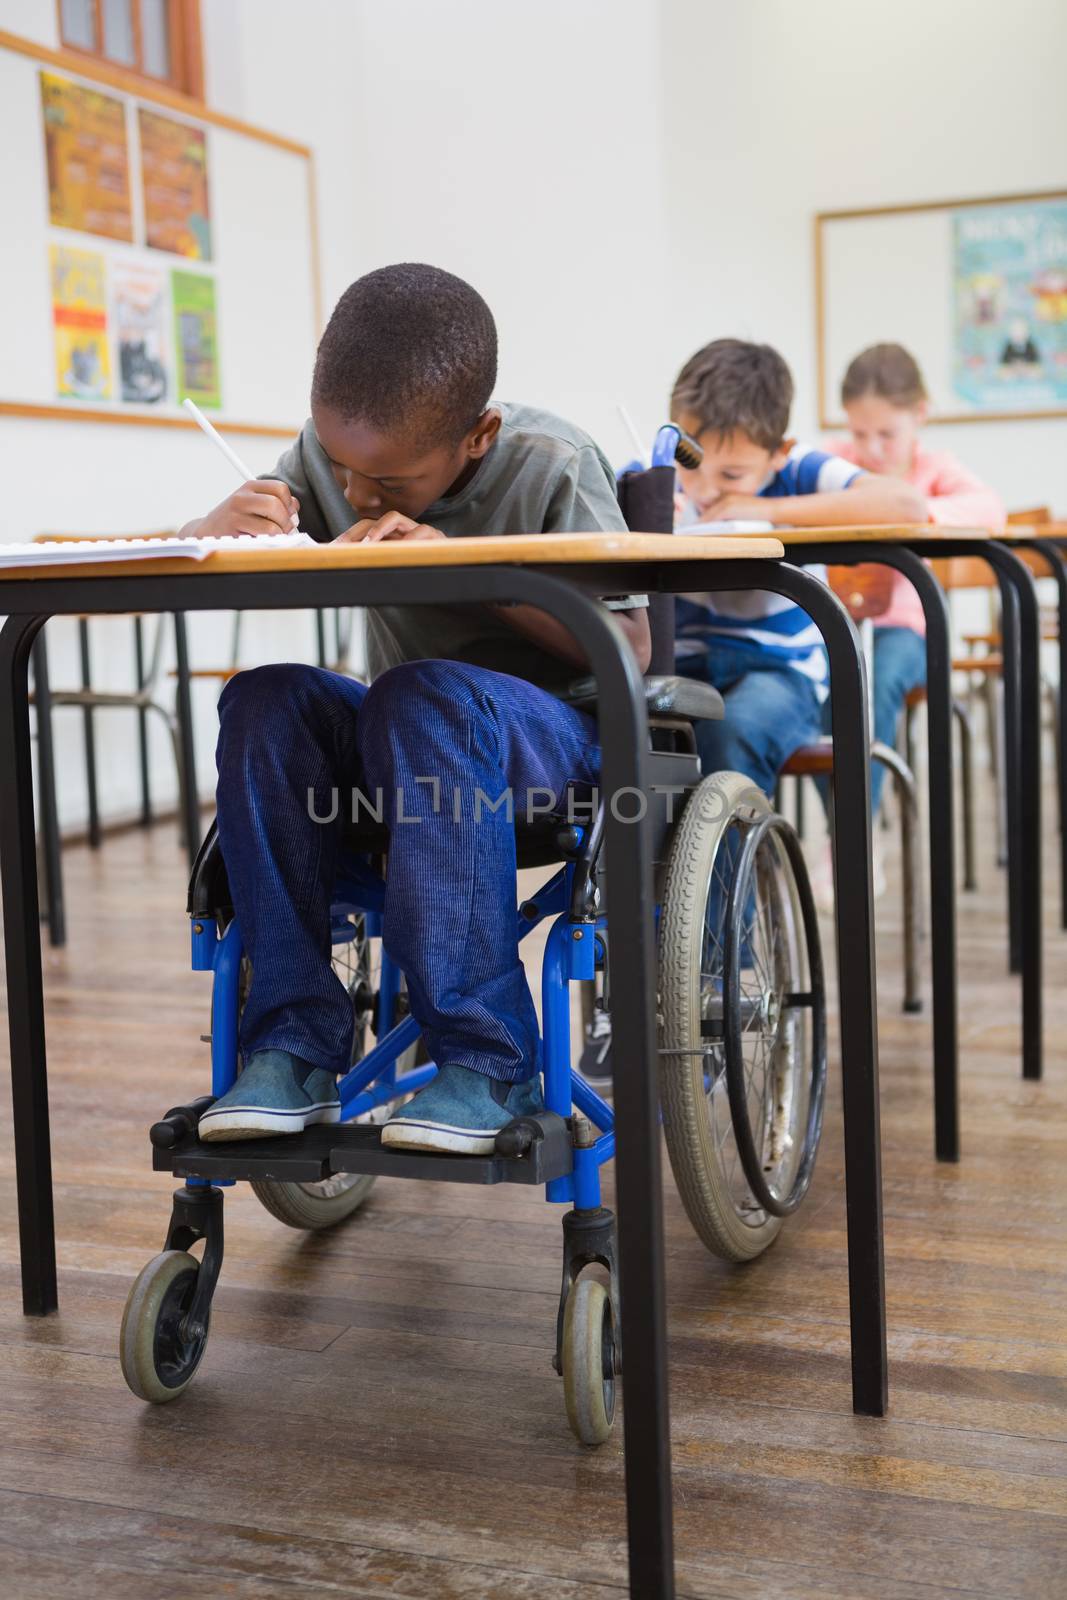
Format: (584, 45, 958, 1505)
(0, 554, 885, 1600)
(780, 543, 961, 1160)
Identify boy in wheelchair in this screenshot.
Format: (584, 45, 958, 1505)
(124, 267, 826, 1436)
(181, 262, 651, 1155)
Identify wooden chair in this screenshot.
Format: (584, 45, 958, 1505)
(931, 511, 1058, 870)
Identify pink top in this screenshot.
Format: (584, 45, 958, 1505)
(829, 440, 1007, 634)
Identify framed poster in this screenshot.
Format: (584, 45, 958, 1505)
(2, 29, 319, 433)
(139, 107, 213, 260)
(40, 70, 132, 242)
(815, 188, 1067, 425)
(50, 243, 112, 399)
(953, 199, 1067, 412)
(172, 268, 220, 407)
(113, 261, 169, 404)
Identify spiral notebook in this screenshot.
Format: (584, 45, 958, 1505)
(0, 532, 317, 570)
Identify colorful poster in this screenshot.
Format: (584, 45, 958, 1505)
(40, 71, 133, 242)
(51, 245, 112, 400)
(953, 199, 1067, 411)
(172, 270, 220, 407)
(114, 263, 169, 404)
(140, 109, 213, 260)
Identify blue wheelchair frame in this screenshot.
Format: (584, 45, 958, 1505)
(191, 852, 617, 1212)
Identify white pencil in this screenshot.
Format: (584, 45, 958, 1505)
(616, 401, 649, 468)
(183, 397, 299, 530)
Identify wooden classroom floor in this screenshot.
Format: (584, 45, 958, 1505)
(0, 787, 1065, 1599)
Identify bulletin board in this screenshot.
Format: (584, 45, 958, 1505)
(815, 189, 1067, 429)
(0, 29, 322, 438)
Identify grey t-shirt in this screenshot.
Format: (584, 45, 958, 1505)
(267, 402, 646, 696)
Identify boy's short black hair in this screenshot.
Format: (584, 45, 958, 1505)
(670, 338, 793, 452)
(312, 263, 498, 450)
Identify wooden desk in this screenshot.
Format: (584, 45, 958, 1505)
(0, 530, 887, 1600)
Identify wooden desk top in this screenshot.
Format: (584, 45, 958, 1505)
(0, 530, 784, 583)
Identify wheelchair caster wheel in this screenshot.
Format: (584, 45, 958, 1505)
(120, 1250, 211, 1403)
(562, 1275, 617, 1446)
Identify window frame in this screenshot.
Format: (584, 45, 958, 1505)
(57, 0, 204, 100)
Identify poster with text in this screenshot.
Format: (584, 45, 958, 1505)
(953, 198, 1067, 411)
(114, 262, 169, 404)
(140, 109, 213, 260)
(51, 245, 112, 400)
(40, 71, 133, 242)
(172, 270, 220, 407)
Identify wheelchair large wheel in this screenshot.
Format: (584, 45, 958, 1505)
(120, 1250, 210, 1403)
(247, 915, 418, 1231)
(659, 771, 825, 1262)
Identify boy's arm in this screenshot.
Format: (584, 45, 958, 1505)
(488, 444, 652, 672)
(710, 457, 927, 531)
(760, 472, 928, 528)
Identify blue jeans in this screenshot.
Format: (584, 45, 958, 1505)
(216, 661, 600, 1084)
(678, 641, 825, 796)
(820, 625, 926, 812)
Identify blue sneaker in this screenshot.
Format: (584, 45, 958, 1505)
(381, 1063, 544, 1155)
(198, 1050, 340, 1142)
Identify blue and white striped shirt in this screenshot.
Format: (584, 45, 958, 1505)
(675, 445, 863, 696)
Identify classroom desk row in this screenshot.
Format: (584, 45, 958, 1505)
(0, 523, 1058, 1600)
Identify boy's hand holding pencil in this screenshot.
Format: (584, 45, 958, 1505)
(181, 397, 301, 538)
(192, 478, 301, 538)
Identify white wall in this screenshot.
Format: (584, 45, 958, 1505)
(200, 0, 672, 458)
(2, 0, 1065, 832)
(659, 0, 1067, 507)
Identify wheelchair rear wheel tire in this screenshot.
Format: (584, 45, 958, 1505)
(120, 1250, 210, 1403)
(659, 771, 821, 1262)
(562, 1274, 617, 1446)
(247, 918, 418, 1231)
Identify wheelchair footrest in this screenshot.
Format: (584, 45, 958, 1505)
(152, 1112, 573, 1187)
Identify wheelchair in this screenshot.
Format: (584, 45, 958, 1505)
(120, 428, 827, 1446)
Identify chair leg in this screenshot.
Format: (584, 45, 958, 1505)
(952, 698, 978, 892)
(872, 740, 921, 1014)
(149, 703, 193, 863)
(133, 618, 152, 826)
(983, 674, 1008, 869)
(30, 633, 65, 948)
(78, 620, 101, 849)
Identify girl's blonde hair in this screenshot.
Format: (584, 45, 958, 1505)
(841, 343, 928, 408)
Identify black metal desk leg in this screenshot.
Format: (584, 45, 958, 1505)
(891, 550, 959, 1162)
(586, 634, 674, 1598)
(30, 631, 65, 949)
(992, 551, 1042, 1080)
(1, 616, 59, 1316)
(963, 542, 1041, 1079)
(999, 578, 1023, 973)
(809, 586, 888, 1415)
(675, 560, 888, 1418)
(172, 613, 200, 865)
(78, 619, 101, 849)
(1032, 539, 1067, 930)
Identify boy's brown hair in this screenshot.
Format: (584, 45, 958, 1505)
(670, 338, 793, 452)
(841, 342, 928, 408)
